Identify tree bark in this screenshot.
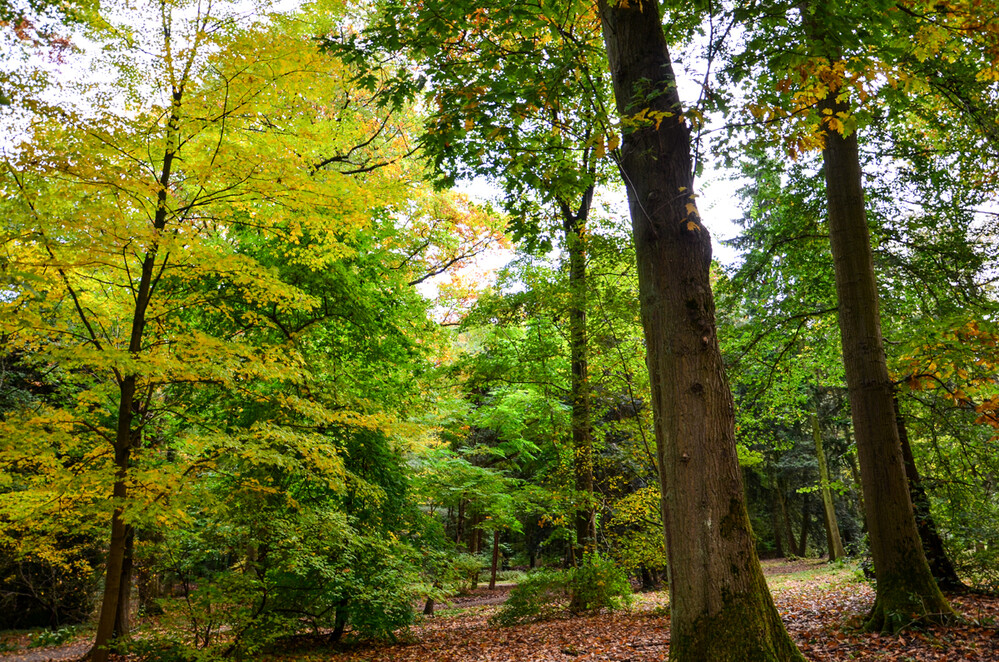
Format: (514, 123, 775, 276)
(562, 190, 597, 562)
(113, 525, 135, 637)
(818, 92, 955, 630)
(893, 394, 966, 592)
(596, 3, 804, 659)
(810, 406, 846, 560)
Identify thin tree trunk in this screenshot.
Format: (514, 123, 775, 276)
(810, 406, 846, 560)
(797, 491, 811, 557)
(768, 476, 786, 559)
(489, 530, 500, 590)
(817, 88, 954, 629)
(842, 427, 867, 527)
(92, 85, 182, 662)
(596, 3, 804, 659)
(562, 191, 597, 562)
(893, 394, 966, 592)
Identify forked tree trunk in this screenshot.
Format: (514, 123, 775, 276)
(893, 395, 966, 592)
(818, 92, 955, 630)
(596, 3, 804, 660)
(810, 406, 846, 560)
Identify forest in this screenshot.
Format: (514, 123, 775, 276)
(1, 0, 998, 660)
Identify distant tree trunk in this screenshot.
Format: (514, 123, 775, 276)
(113, 525, 135, 638)
(639, 565, 660, 592)
(136, 564, 163, 617)
(489, 530, 500, 590)
(842, 428, 867, 529)
(817, 87, 955, 629)
(893, 395, 966, 592)
(456, 500, 465, 546)
(562, 190, 597, 563)
(597, 2, 804, 659)
(769, 480, 786, 559)
(810, 407, 846, 561)
(797, 491, 811, 557)
(777, 479, 797, 555)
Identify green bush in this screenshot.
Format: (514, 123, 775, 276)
(490, 569, 567, 626)
(491, 555, 632, 626)
(451, 552, 485, 591)
(567, 554, 633, 614)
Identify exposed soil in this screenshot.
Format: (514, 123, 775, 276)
(0, 640, 89, 662)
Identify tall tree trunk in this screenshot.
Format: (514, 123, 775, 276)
(818, 91, 954, 629)
(596, 3, 804, 660)
(562, 190, 597, 562)
(810, 406, 846, 561)
(489, 530, 500, 590)
(797, 491, 811, 557)
(893, 394, 966, 592)
(92, 86, 182, 662)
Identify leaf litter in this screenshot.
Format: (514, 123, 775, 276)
(294, 560, 998, 662)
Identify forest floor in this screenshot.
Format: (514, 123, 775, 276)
(2, 559, 997, 662)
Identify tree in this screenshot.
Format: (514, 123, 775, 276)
(596, 2, 804, 660)
(711, 0, 999, 627)
(341, 0, 620, 560)
(1, 0, 498, 656)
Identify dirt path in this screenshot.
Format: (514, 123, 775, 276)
(0, 641, 89, 662)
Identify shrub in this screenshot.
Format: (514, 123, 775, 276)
(567, 554, 633, 614)
(490, 569, 567, 626)
(491, 555, 632, 626)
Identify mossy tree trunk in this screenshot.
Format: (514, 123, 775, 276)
(596, 2, 804, 659)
